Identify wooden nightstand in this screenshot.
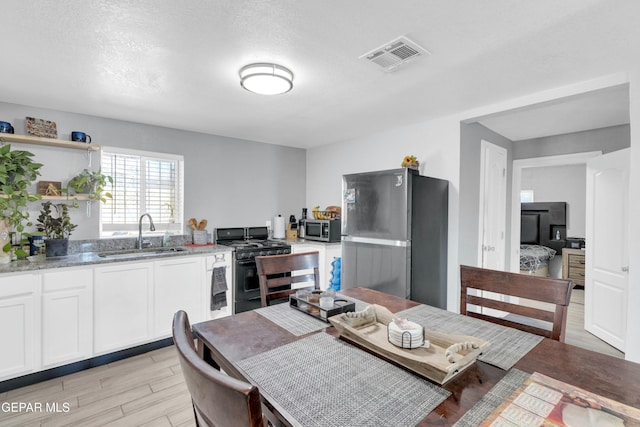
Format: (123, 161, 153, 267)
(562, 248, 585, 287)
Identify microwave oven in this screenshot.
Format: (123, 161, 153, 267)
(303, 219, 341, 243)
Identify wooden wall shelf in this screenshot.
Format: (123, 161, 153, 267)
(0, 194, 91, 202)
(0, 133, 100, 151)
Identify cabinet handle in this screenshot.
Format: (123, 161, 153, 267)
(622, 266, 629, 272)
(214, 253, 226, 263)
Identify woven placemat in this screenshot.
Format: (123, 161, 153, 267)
(255, 303, 329, 336)
(396, 305, 543, 370)
(453, 369, 530, 427)
(237, 332, 450, 427)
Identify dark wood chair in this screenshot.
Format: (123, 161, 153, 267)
(255, 251, 320, 307)
(459, 265, 573, 342)
(172, 310, 266, 427)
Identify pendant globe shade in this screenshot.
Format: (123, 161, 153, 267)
(239, 63, 294, 95)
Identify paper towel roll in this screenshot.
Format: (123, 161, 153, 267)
(273, 215, 285, 239)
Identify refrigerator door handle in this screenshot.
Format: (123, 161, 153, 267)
(342, 235, 410, 247)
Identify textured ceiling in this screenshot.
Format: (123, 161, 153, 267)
(1, 1, 638, 148)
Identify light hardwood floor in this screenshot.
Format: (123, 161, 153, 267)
(0, 346, 195, 427)
(0, 290, 623, 426)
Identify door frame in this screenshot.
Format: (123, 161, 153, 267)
(509, 151, 601, 273)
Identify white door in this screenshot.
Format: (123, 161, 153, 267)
(585, 148, 629, 351)
(478, 140, 507, 270)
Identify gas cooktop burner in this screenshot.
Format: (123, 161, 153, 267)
(215, 227, 291, 260)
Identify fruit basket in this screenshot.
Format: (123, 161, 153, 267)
(312, 210, 340, 220)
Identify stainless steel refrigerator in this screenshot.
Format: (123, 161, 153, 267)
(341, 168, 448, 308)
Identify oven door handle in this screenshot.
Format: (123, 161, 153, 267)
(236, 259, 256, 266)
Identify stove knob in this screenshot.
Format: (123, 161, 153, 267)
(236, 252, 244, 260)
(267, 250, 276, 255)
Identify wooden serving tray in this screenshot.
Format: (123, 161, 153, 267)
(329, 304, 490, 384)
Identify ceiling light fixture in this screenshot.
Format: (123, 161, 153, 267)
(239, 63, 294, 95)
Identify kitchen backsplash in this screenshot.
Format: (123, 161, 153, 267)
(68, 234, 194, 254)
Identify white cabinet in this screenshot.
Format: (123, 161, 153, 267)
(93, 262, 153, 354)
(0, 274, 40, 381)
(292, 243, 342, 290)
(206, 251, 233, 320)
(41, 268, 93, 368)
(0, 250, 233, 381)
(153, 256, 205, 338)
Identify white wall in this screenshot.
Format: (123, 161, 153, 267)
(521, 164, 586, 237)
(306, 116, 461, 311)
(0, 102, 307, 240)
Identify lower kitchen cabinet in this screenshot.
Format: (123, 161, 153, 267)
(0, 251, 230, 383)
(292, 242, 342, 290)
(41, 268, 93, 368)
(0, 274, 40, 381)
(153, 256, 205, 337)
(94, 262, 153, 354)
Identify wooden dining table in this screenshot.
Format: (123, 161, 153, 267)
(192, 287, 640, 426)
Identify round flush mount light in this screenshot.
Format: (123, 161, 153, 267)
(239, 63, 294, 95)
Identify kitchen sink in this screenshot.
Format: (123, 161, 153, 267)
(98, 246, 188, 259)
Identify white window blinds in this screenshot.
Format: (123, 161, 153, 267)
(100, 147, 184, 236)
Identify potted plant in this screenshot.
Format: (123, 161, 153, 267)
(36, 201, 77, 257)
(0, 144, 43, 263)
(66, 168, 113, 202)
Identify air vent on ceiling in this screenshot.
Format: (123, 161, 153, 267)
(359, 36, 430, 72)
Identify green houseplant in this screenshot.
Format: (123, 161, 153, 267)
(0, 144, 43, 262)
(36, 201, 77, 257)
(66, 168, 113, 203)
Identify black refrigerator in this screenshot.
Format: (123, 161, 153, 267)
(341, 168, 448, 309)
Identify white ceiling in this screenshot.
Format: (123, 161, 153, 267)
(476, 84, 630, 141)
(1, 1, 638, 148)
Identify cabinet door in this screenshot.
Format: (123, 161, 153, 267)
(0, 274, 39, 381)
(94, 262, 153, 354)
(153, 257, 205, 338)
(293, 244, 327, 289)
(41, 268, 92, 368)
(206, 251, 233, 320)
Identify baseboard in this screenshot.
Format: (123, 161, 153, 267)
(0, 338, 174, 393)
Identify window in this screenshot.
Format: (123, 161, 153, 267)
(100, 147, 184, 237)
(520, 190, 534, 203)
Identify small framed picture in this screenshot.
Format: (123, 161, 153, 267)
(38, 181, 62, 196)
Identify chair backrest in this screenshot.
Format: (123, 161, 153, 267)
(255, 251, 320, 307)
(459, 265, 573, 341)
(172, 311, 264, 427)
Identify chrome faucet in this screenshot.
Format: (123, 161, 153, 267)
(138, 213, 156, 249)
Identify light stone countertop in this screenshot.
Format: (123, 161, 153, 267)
(0, 236, 342, 275)
(0, 238, 232, 274)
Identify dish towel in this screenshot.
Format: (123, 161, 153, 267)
(211, 266, 228, 310)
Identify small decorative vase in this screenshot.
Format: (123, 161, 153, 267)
(45, 238, 69, 257)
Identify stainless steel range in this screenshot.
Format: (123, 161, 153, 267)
(215, 226, 291, 313)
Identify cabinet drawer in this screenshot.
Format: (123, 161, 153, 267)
(568, 254, 585, 269)
(567, 269, 585, 286)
